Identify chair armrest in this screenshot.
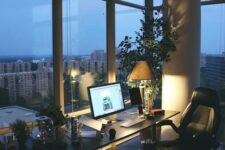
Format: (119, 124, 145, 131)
(156, 119, 179, 133)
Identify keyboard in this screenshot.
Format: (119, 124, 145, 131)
(120, 118, 145, 127)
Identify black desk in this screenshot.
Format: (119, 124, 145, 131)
(71, 108, 179, 150)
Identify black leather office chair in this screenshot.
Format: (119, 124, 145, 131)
(155, 87, 221, 150)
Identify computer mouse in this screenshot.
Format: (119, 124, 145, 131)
(109, 128, 116, 140)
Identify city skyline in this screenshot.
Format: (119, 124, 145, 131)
(0, 49, 107, 111)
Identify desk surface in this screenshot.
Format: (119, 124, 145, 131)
(75, 108, 179, 150)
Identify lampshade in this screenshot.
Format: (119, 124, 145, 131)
(128, 61, 153, 80)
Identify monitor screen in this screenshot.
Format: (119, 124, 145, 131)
(88, 82, 125, 119)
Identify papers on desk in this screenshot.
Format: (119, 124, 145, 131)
(79, 115, 103, 131)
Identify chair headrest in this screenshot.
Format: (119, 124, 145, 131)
(191, 87, 219, 107)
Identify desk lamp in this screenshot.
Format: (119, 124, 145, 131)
(128, 61, 153, 115)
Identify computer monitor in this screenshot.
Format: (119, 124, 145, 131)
(88, 82, 126, 119)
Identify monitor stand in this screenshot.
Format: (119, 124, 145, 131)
(101, 114, 119, 124)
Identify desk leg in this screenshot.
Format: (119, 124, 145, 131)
(140, 125, 157, 150)
(151, 125, 157, 144)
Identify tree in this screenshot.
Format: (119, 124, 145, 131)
(10, 119, 30, 150)
(117, 9, 178, 81)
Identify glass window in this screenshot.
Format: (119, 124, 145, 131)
(154, 0, 162, 6)
(0, 0, 53, 111)
(115, 4, 143, 98)
(121, 0, 144, 6)
(62, 0, 106, 113)
(201, 3, 225, 141)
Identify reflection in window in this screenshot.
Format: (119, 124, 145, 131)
(115, 4, 143, 98)
(63, 0, 106, 113)
(0, 0, 53, 110)
(201, 3, 225, 141)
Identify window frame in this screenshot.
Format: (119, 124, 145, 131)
(52, 0, 161, 115)
(201, 0, 225, 5)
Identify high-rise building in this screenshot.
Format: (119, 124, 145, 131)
(91, 50, 106, 62)
(0, 60, 54, 103)
(37, 60, 51, 71)
(0, 63, 4, 73)
(89, 61, 106, 73)
(6, 63, 14, 73)
(0, 75, 4, 88)
(17, 72, 33, 100)
(35, 69, 49, 98)
(205, 54, 225, 84)
(5, 73, 17, 102)
(15, 60, 31, 72)
(48, 69, 54, 97)
(200, 53, 206, 67)
(0, 61, 31, 74)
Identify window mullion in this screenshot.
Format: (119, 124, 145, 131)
(52, 0, 64, 113)
(107, 0, 116, 83)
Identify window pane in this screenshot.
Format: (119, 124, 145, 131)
(0, 1, 53, 111)
(63, 0, 106, 113)
(154, 0, 162, 6)
(115, 4, 143, 98)
(201, 4, 225, 141)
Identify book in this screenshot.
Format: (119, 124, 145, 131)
(150, 109, 165, 116)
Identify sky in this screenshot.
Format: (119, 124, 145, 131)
(0, 0, 224, 56)
(201, 4, 225, 54)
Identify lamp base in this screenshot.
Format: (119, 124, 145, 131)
(144, 99, 150, 114)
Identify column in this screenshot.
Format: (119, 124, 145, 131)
(162, 0, 201, 112)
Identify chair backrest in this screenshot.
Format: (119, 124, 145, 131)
(178, 87, 220, 144)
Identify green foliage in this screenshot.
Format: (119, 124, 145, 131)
(117, 9, 178, 80)
(10, 119, 30, 150)
(40, 101, 67, 127)
(144, 80, 160, 99)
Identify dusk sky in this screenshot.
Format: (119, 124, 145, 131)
(0, 1, 224, 56)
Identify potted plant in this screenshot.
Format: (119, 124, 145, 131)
(10, 119, 30, 150)
(117, 8, 178, 100)
(39, 101, 68, 140)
